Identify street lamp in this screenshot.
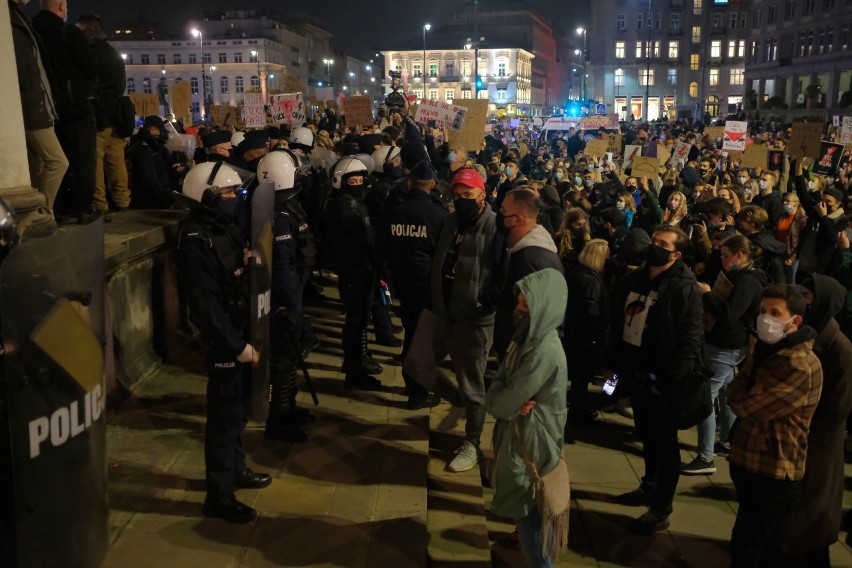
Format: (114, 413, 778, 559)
(323, 58, 334, 79)
(576, 27, 588, 101)
(251, 49, 267, 99)
(191, 28, 206, 119)
(423, 24, 431, 79)
(210, 65, 216, 107)
(121, 52, 127, 61)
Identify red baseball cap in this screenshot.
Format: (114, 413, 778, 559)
(451, 168, 485, 191)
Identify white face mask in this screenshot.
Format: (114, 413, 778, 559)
(808, 180, 816, 190)
(756, 314, 794, 344)
(759, 181, 769, 191)
(738, 177, 748, 186)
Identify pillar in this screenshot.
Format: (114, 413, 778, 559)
(0, 4, 57, 239)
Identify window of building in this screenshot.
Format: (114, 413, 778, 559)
(143, 78, 152, 94)
(690, 81, 699, 97)
(190, 77, 198, 94)
(446, 62, 455, 76)
(692, 26, 701, 43)
(841, 25, 849, 49)
(497, 60, 507, 76)
(445, 89, 455, 102)
(157, 77, 166, 93)
(249, 52, 258, 63)
(428, 89, 438, 100)
(497, 89, 507, 100)
(694, 0, 703, 14)
(669, 40, 679, 59)
(461, 89, 472, 99)
(728, 40, 737, 57)
(218, 53, 227, 64)
(640, 69, 655, 85)
(824, 0, 835, 8)
(636, 41, 644, 58)
(730, 12, 738, 28)
(250, 76, 259, 88)
(202, 54, 211, 64)
(730, 68, 744, 85)
(204, 75, 212, 94)
(220, 77, 229, 94)
(709, 68, 719, 86)
(768, 5, 778, 23)
(654, 13, 661, 29)
(191, 102, 199, 114)
(477, 90, 488, 99)
(429, 63, 438, 77)
(827, 28, 835, 52)
(752, 9, 761, 28)
(188, 53, 196, 65)
(691, 54, 700, 69)
(808, 30, 815, 55)
(157, 54, 165, 65)
(652, 40, 661, 57)
(637, 13, 644, 30)
(126, 78, 136, 93)
(234, 52, 242, 63)
(141, 54, 150, 65)
(175, 77, 183, 84)
(784, 1, 796, 17)
(173, 54, 182, 64)
(668, 68, 677, 85)
(803, 0, 815, 14)
(671, 13, 680, 29)
(461, 60, 471, 76)
(235, 76, 244, 93)
(713, 13, 723, 28)
(740, 13, 747, 27)
(711, 40, 722, 57)
(616, 41, 625, 58)
(125, 54, 134, 64)
(413, 63, 422, 77)
(617, 14, 626, 30)
(615, 68, 624, 86)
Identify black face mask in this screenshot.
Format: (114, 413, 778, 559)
(388, 165, 404, 180)
(494, 212, 513, 236)
(216, 195, 240, 218)
(644, 243, 674, 267)
(346, 183, 366, 199)
(455, 197, 482, 222)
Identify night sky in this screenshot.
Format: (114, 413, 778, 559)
(46, 0, 589, 58)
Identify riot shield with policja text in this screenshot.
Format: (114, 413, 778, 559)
(247, 182, 274, 422)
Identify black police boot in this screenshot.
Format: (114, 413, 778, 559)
(265, 370, 307, 442)
(202, 495, 257, 524)
(360, 330, 383, 374)
(235, 468, 272, 489)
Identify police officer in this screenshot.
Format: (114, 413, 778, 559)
(380, 161, 448, 408)
(325, 156, 383, 390)
(256, 149, 318, 442)
(176, 162, 272, 523)
(232, 130, 270, 172)
(201, 130, 234, 164)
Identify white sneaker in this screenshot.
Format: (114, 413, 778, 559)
(447, 441, 479, 472)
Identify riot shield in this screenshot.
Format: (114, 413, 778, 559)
(247, 182, 274, 422)
(1, 219, 106, 567)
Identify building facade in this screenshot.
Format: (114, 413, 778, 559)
(381, 47, 534, 117)
(744, 0, 852, 112)
(589, 0, 751, 121)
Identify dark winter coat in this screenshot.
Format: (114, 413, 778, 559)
(88, 38, 126, 131)
(703, 266, 768, 349)
(128, 130, 175, 209)
(9, 0, 57, 130)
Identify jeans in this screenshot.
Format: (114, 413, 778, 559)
(730, 464, 802, 568)
(786, 259, 799, 285)
(696, 344, 746, 461)
(516, 507, 552, 568)
(632, 381, 680, 515)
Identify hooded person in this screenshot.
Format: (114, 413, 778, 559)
(486, 268, 569, 567)
(782, 274, 852, 567)
(128, 115, 177, 209)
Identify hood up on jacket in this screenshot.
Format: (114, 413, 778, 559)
(750, 230, 787, 256)
(514, 268, 567, 347)
(800, 273, 846, 333)
(508, 224, 558, 255)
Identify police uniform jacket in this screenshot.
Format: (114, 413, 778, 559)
(176, 209, 250, 361)
(128, 130, 175, 209)
(381, 189, 448, 301)
(272, 199, 315, 312)
(326, 188, 378, 276)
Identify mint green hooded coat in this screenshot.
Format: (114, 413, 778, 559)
(486, 268, 568, 519)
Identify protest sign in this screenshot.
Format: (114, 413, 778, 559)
(168, 81, 192, 123)
(315, 87, 334, 103)
(269, 93, 305, 126)
(605, 133, 623, 155)
(607, 114, 620, 130)
(788, 122, 824, 159)
(242, 93, 264, 106)
(840, 117, 852, 145)
(767, 149, 785, 172)
(578, 117, 608, 131)
(742, 144, 769, 169)
(624, 145, 642, 166)
(812, 141, 845, 175)
(128, 93, 159, 118)
(242, 104, 267, 128)
(671, 142, 692, 166)
(584, 139, 608, 158)
(722, 121, 748, 151)
(343, 95, 373, 127)
(414, 99, 467, 130)
(704, 126, 725, 140)
(631, 156, 661, 180)
(449, 99, 487, 152)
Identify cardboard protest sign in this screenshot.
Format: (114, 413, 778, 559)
(840, 117, 852, 145)
(414, 99, 467, 130)
(211, 105, 240, 129)
(607, 114, 620, 130)
(704, 126, 725, 140)
(269, 93, 306, 126)
(578, 117, 608, 131)
(128, 93, 159, 118)
(767, 149, 785, 172)
(242, 93, 264, 106)
(605, 133, 623, 154)
(742, 144, 768, 169)
(242, 104, 267, 128)
(788, 122, 824, 159)
(722, 121, 748, 151)
(584, 139, 608, 158)
(624, 145, 643, 166)
(168, 81, 192, 123)
(343, 95, 373, 127)
(449, 99, 488, 152)
(315, 87, 334, 102)
(671, 142, 692, 166)
(631, 156, 661, 180)
(812, 141, 845, 175)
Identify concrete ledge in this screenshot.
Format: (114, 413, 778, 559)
(104, 210, 187, 277)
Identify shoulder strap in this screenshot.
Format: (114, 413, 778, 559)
(512, 420, 542, 482)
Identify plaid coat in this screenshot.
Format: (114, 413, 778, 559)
(728, 336, 823, 481)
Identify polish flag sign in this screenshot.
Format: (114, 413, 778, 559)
(722, 121, 748, 151)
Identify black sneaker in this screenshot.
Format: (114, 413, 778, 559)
(235, 468, 273, 488)
(406, 393, 441, 410)
(344, 374, 382, 391)
(681, 457, 716, 475)
(628, 510, 670, 535)
(714, 441, 730, 456)
(202, 496, 257, 524)
(616, 486, 653, 507)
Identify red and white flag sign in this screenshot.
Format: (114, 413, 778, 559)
(723, 121, 748, 151)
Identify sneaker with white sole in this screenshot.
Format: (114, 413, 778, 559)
(447, 441, 479, 472)
(681, 457, 717, 475)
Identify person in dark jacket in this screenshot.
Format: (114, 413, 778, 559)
(564, 239, 610, 425)
(380, 162, 448, 409)
(10, 0, 66, 222)
(539, 184, 564, 237)
(566, 129, 586, 159)
(76, 14, 130, 213)
(610, 225, 704, 534)
(493, 188, 563, 360)
(737, 205, 787, 284)
(128, 116, 178, 209)
(751, 171, 785, 231)
(782, 274, 852, 567)
(33, 0, 100, 222)
(683, 234, 768, 475)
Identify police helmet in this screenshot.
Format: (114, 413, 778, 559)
(330, 156, 369, 190)
(289, 127, 315, 150)
(231, 131, 246, 148)
(372, 146, 401, 171)
(182, 161, 246, 203)
(257, 149, 303, 192)
(353, 153, 375, 175)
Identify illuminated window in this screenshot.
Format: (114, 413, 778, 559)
(690, 81, 699, 97)
(690, 54, 700, 70)
(730, 68, 744, 85)
(692, 26, 702, 43)
(709, 68, 719, 86)
(616, 41, 625, 58)
(669, 40, 679, 59)
(694, 0, 703, 15)
(615, 68, 624, 86)
(640, 69, 655, 86)
(711, 40, 722, 57)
